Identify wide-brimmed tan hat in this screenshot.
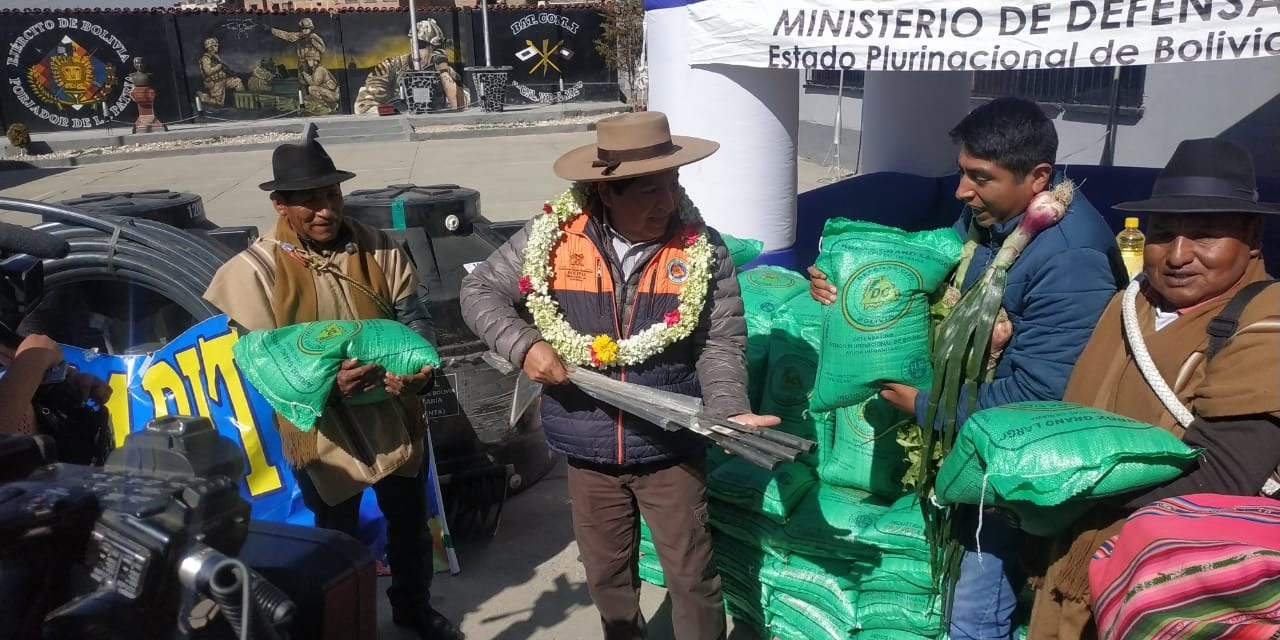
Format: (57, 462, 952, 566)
(553, 111, 718, 182)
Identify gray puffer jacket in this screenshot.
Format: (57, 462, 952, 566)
(460, 214, 752, 465)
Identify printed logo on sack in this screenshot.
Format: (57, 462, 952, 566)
(900, 350, 931, 383)
(666, 257, 690, 284)
(6, 18, 133, 128)
(841, 261, 922, 331)
(298, 321, 362, 355)
(850, 513, 876, 530)
(841, 404, 875, 439)
(768, 355, 815, 407)
(744, 270, 800, 289)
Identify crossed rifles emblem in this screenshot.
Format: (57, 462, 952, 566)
(515, 39, 575, 76)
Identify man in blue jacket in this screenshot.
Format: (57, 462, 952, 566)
(809, 97, 1127, 640)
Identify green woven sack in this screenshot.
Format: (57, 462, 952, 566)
(769, 592, 855, 639)
(709, 500, 789, 561)
(724, 592, 767, 633)
(708, 458, 817, 524)
(712, 533, 769, 586)
(860, 493, 931, 560)
(856, 630, 935, 640)
(805, 411, 836, 471)
(706, 444, 734, 472)
(850, 554, 935, 595)
(233, 319, 441, 432)
(763, 615, 809, 640)
(811, 220, 961, 412)
(738, 266, 809, 408)
(856, 590, 944, 636)
(937, 401, 1202, 506)
(759, 554, 859, 628)
(758, 295, 826, 441)
(781, 485, 891, 560)
(816, 397, 910, 498)
(713, 533, 771, 629)
(637, 538, 664, 587)
(721, 233, 765, 269)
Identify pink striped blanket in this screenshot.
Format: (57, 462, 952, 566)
(1089, 494, 1280, 640)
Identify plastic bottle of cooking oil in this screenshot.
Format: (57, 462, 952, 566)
(1116, 217, 1145, 279)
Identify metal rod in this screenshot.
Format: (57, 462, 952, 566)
(408, 0, 420, 71)
(481, 0, 493, 68)
(1100, 65, 1123, 166)
(714, 418, 817, 454)
(703, 422, 801, 462)
(706, 430, 783, 470)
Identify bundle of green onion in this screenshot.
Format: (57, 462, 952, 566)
(914, 179, 1076, 605)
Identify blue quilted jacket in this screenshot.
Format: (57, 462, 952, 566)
(914, 179, 1128, 425)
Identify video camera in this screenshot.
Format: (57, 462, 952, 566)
(0, 221, 112, 466)
(0, 222, 377, 640)
(0, 415, 294, 640)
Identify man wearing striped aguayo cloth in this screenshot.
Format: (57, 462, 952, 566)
(1026, 138, 1280, 640)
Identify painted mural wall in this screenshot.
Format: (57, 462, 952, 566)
(479, 7, 613, 104)
(0, 6, 614, 133)
(340, 11, 466, 115)
(177, 12, 347, 118)
(2, 13, 186, 132)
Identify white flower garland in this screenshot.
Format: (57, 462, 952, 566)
(519, 182, 714, 368)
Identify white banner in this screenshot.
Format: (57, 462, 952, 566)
(686, 0, 1280, 71)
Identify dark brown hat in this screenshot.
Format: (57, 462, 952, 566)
(1114, 138, 1280, 215)
(258, 124, 356, 192)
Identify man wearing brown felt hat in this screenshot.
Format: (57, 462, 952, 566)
(462, 111, 779, 640)
(1026, 138, 1280, 640)
(205, 126, 462, 640)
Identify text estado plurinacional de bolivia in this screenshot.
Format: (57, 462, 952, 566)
(765, 0, 1280, 70)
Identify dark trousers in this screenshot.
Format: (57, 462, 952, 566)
(293, 459, 434, 612)
(567, 457, 725, 640)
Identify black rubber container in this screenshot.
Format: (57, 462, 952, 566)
(56, 190, 208, 230)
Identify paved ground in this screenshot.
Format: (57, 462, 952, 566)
(403, 458, 765, 640)
(0, 130, 832, 640)
(0, 131, 832, 231)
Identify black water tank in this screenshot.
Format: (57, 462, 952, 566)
(341, 184, 491, 350)
(56, 190, 208, 229)
(342, 184, 480, 238)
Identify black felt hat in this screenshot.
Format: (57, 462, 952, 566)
(1114, 138, 1280, 215)
(258, 124, 356, 192)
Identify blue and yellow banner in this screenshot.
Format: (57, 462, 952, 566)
(65, 314, 300, 523)
(62, 314, 458, 572)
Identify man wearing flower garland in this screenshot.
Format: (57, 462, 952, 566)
(461, 111, 778, 640)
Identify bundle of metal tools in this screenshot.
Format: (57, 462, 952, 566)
(511, 364, 816, 470)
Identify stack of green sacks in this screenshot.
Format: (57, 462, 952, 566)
(639, 416, 948, 639)
(636, 224, 962, 638)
